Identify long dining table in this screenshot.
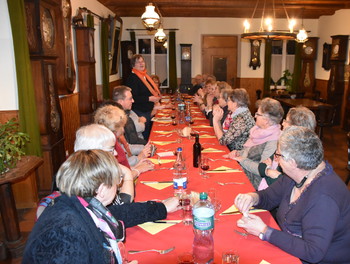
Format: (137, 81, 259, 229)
(124, 96, 301, 264)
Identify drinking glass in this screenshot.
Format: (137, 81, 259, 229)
(180, 193, 193, 225)
(222, 250, 239, 264)
(178, 252, 194, 264)
(212, 199, 222, 221)
(199, 155, 210, 178)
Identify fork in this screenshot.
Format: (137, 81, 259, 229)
(155, 134, 173, 138)
(234, 229, 248, 237)
(217, 181, 245, 185)
(128, 246, 175, 254)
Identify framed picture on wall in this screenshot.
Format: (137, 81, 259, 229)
(109, 16, 123, 75)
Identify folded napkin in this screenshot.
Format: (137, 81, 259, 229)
(140, 181, 173, 190)
(260, 261, 271, 264)
(138, 220, 182, 235)
(152, 141, 177, 145)
(193, 117, 206, 120)
(157, 151, 175, 157)
(157, 113, 170, 116)
(207, 166, 242, 173)
(220, 204, 267, 216)
(148, 158, 175, 164)
(153, 130, 174, 134)
(202, 148, 225, 153)
(192, 125, 212, 128)
(151, 118, 172, 123)
(200, 134, 217, 139)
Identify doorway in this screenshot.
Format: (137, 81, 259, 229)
(202, 35, 238, 87)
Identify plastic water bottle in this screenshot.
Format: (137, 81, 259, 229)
(192, 192, 215, 264)
(173, 147, 187, 196)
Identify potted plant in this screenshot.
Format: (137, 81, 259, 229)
(277, 69, 293, 91)
(0, 118, 30, 174)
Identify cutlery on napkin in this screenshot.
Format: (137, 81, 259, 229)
(138, 220, 182, 235)
(220, 204, 267, 215)
(207, 166, 242, 173)
(201, 148, 225, 153)
(153, 131, 174, 134)
(157, 151, 175, 157)
(152, 141, 177, 146)
(148, 158, 175, 164)
(191, 125, 212, 128)
(199, 134, 217, 138)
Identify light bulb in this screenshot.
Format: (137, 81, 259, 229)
(297, 28, 308, 43)
(289, 19, 296, 33)
(243, 19, 250, 33)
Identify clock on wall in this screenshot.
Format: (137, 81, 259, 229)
(301, 38, 317, 60)
(330, 35, 348, 61)
(181, 46, 191, 60)
(180, 44, 192, 92)
(249, 39, 261, 70)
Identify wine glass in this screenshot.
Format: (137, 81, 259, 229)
(171, 112, 176, 120)
(199, 155, 210, 178)
(212, 199, 222, 222)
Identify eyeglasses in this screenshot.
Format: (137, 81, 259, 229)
(282, 119, 290, 124)
(274, 151, 285, 159)
(255, 112, 264, 117)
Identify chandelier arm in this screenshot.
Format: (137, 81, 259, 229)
(251, 0, 260, 20)
(260, 0, 267, 32)
(282, 0, 290, 22)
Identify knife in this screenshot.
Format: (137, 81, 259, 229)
(208, 169, 240, 172)
(141, 181, 173, 184)
(153, 221, 181, 224)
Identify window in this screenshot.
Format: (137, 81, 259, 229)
(136, 35, 169, 88)
(271, 40, 295, 85)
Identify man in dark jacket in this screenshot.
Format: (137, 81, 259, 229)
(113, 85, 147, 145)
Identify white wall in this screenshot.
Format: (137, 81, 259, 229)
(121, 17, 319, 79)
(316, 9, 350, 80)
(0, 0, 18, 110)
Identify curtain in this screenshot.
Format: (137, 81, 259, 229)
(7, 0, 42, 157)
(100, 19, 110, 99)
(263, 39, 272, 97)
(87, 14, 94, 28)
(291, 42, 302, 93)
(168, 31, 177, 93)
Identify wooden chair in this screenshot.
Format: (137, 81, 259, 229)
(315, 104, 336, 140)
(346, 132, 350, 186)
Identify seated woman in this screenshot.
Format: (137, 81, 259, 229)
(234, 127, 350, 264)
(258, 106, 317, 189)
(194, 79, 218, 113)
(214, 88, 255, 151)
(94, 105, 153, 178)
(224, 97, 283, 189)
(24, 150, 138, 263)
(207, 82, 232, 126)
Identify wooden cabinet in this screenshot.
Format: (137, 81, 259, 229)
(75, 27, 97, 125)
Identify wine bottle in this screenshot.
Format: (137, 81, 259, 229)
(193, 134, 201, 167)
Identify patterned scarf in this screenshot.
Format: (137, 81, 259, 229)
(132, 68, 161, 97)
(244, 124, 281, 148)
(78, 197, 125, 264)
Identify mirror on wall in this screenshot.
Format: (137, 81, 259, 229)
(108, 16, 123, 75)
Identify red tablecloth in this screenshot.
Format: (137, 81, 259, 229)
(125, 100, 301, 264)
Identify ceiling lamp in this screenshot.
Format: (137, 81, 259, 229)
(241, 0, 298, 41)
(296, 9, 308, 43)
(141, 3, 160, 31)
(155, 25, 167, 42)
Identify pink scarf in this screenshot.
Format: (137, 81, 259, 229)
(244, 124, 281, 148)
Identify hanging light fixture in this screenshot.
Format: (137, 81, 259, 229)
(296, 8, 308, 43)
(241, 0, 306, 41)
(155, 24, 167, 42)
(141, 3, 160, 31)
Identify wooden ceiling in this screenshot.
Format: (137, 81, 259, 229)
(98, 0, 350, 19)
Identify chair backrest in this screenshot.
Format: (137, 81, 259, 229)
(347, 132, 350, 170)
(316, 105, 336, 127)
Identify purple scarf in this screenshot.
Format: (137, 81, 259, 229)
(244, 124, 281, 148)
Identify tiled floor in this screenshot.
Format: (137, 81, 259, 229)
(1, 126, 349, 263)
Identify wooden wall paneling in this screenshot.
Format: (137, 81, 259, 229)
(238, 77, 264, 113)
(59, 93, 80, 156)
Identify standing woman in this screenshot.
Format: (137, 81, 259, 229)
(126, 54, 161, 140)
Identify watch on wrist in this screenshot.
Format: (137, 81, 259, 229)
(259, 226, 268, 241)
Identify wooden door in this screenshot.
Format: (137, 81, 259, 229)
(202, 35, 238, 87)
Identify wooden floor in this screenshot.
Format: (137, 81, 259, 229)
(1, 126, 349, 263)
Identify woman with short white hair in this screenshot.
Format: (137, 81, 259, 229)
(234, 127, 350, 264)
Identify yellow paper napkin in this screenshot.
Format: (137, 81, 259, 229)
(202, 148, 225, 153)
(220, 204, 267, 216)
(152, 141, 177, 146)
(207, 166, 242, 173)
(138, 220, 182, 235)
(200, 134, 217, 139)
(148, 158, 175, 164)
(193, 117, 206, 120)
(157, 113, 170, 116)
(192, 125, 212, 128)
(153, 131, 174, 134)
(140, 181, 173, 190)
